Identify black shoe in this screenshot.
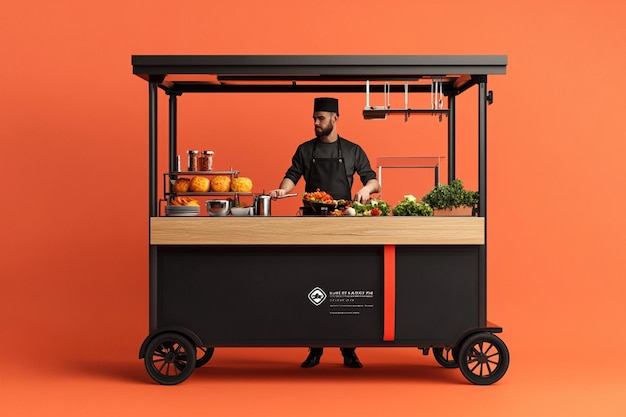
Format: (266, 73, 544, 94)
(342, 351, 363, 368)
(301, 349, 323, 368)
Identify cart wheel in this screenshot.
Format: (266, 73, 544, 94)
(458, 333, 509, 385)
(195, 346, 215, 368)
(144, 332, 196, 385)
(175, 346, 214, 370)
(433, 347, 459, 368)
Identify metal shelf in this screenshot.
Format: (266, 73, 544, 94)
(376, 156, 445, 199)
(162, 171, 253, 215)
(166, 192, 254, 197)
(169, 170, 239, 176)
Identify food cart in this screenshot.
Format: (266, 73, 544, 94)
(132, 55, 509, 385)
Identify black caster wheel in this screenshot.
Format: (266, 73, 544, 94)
(458, 333, 509, 385)
(195, 346, 215, 368)
(144, 332, 196, 385)
(433, 347, 459, 368)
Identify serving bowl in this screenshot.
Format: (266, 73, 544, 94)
(206, 199, 231, 216)
(230, 206, 252, 216)
(302, 198, 350, 214)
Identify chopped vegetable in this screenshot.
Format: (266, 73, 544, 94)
(352, 199, 390, 216)
(303, 189, 335, 204)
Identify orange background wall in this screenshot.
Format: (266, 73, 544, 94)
(1, 1, 625, 416)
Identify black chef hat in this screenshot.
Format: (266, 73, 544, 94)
(313, 97, 339, 115)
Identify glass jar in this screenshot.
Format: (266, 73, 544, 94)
(187, 150, 200, 171)
(201, 150, 214, 171)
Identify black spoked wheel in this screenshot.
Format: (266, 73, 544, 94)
(195, 346, 215, 368)
(458, 333, 509, 385)
(144, 332, 196, 385)
(433, 347, 459, 368)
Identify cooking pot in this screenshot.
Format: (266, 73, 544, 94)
(252, 193, 297, 216)
(253, 195, 272, 216)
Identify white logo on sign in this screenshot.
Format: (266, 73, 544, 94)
(308, 287, 327, 306)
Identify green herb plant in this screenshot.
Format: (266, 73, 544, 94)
(421, 179, 478, 211)
(391, 195, 434, 216)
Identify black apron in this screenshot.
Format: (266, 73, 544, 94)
(305, 137, 351, 200)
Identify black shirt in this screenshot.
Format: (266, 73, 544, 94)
(283, 137, 377, 189)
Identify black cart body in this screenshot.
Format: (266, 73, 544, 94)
(132, 55, 509, 385)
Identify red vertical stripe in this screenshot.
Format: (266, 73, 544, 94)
(383, 245, 395, 341)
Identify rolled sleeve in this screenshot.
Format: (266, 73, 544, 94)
(283, 145, 306, 185)
(354, 146, 377, 185)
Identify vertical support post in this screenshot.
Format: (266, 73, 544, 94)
(168, 92, 180, 173)
(148, 81, 159, 332)
(378, 165, 383, 199)
(478, 81, 487, 219)
(447, 94, 456, 183)
(478, 77, 488, 326)
(149, 82, 158, 217)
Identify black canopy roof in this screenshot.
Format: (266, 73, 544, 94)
(132, 55, 507, 94)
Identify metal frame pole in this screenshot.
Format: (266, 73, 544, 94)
(148, 82, 158, 331)
(149, 82, 158, 217)
(478, 77, 488, 326)
(447, 94, 456, 183)
(478, 81, 487, 219)
(168, 92, 180, 173)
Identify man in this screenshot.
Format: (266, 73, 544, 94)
(269, 97, 380, 368)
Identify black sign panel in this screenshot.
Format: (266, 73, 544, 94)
(157, 245, 384, 345)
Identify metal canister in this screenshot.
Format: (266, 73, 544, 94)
(187, 150, 200, 171)
(201, 150, 214, 171)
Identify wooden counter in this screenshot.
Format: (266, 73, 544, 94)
(150, 216, 485, 245)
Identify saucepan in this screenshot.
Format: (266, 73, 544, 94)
(253, 193, 297, 216)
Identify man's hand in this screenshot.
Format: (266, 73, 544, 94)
(269, 189, 287, 199)
(353, 179, 380, 204)
(353, 188, 371, 204)
(270, 179, 296, 199)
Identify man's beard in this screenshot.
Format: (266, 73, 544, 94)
(315, 121, 334, 138)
